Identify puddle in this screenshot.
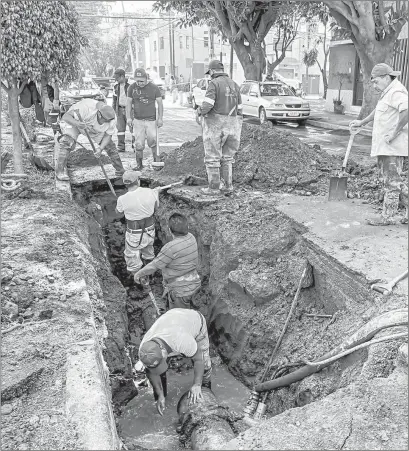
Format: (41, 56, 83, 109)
(119, 362, 250, 450)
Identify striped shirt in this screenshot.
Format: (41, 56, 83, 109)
(136, 233, 201, 296)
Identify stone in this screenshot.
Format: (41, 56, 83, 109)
(60, 294, 67, 302)
(22, 309, 34, 319)
(397, 343, 408, 367)
(379, 430, 389, 442)
(1, 268, 14, 284)
(1, 404, 14, 415)
(285, 176, 298, 186)
(3, 300, 18, 318)
(38, 309, 53, 320)
(18, 444, 30, 450)
(28, 415, 40, 425)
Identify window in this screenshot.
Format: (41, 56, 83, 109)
(249, 84, 260, 96)
(160, 37, 164, 49)
(260, 83, 293, 96)
(204, 36, 209, 47)
(179, 36, 183, 49)
(186, 36, 189, 49)
(153, 41, 157, 51)
(240, 84, 250, 95)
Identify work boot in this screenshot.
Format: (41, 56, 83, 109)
(105, 145, 125, 177)
(133, 158, 144, 171)
(201, 167, 221, 196)
(221, 162, 233, 194)
(55, 146, 70, 181)
(117, 135, 126, 153)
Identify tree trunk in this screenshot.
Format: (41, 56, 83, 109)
(321, 68, 328, 99)
(7, 80, 24, 174)
(353, 37, 395, 119)
(233, 39, 265, 81)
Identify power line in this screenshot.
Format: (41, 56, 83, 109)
(80, 15, 177, 19)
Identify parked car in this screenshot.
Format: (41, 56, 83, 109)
(59, 77, 106, 114)
(240, 80, 310, 125)
(92, 76, 115, 96)
(191, 78, 210, 108)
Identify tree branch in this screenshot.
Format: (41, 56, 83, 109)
(1, 81, 10, 92)
(326, 1, 359, 27)
(378, 0, 388, 28)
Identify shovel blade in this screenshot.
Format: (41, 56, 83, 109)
(328, 176, 348, 201)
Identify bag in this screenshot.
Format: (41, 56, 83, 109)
(19, 84, 33, 108)
(35, 103, 45, 123)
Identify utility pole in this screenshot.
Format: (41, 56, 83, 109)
(121, 1, 135, 73)
(191, 25, 195, 90)
(133, 28, 139, 68)
(172, 22, 176, 77)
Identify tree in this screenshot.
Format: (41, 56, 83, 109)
(314, 10, 330, 99)
(302, 47, 319, 94)
(1, 0, 87, 173)
(321, 0, 408, 117)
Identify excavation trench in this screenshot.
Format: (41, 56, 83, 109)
(72, 178, 405, 450)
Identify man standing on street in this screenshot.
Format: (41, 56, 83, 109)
(57, 99, 125, 181)
(112, 68, 131, 153)
(126, 68, 163, 170)
(350, 63, 408, 226)
(115, 170, 159, 275)
(133, 213, 201, 310)
(196, 60, 243, 195)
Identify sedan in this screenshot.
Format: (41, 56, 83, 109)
(59, 77, 106, 114)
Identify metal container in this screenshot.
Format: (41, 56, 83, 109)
(243, 390, 260, 417)
(253, 401, 267, 420)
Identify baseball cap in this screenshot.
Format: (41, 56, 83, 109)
(139, 340, 168, 375)
(134, 68, 148, 80)
(122, 170, 141, 185)
(97, 104, 115, 121)
(114, 68, 126, 77)
(371, 63, 401, 79)
(205, 60, 224, 74)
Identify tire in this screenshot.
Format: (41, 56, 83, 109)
(259, 107, 267, 124)
(297, 119, 307, 126)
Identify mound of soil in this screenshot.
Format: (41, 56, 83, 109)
(160, 123, 341, 194)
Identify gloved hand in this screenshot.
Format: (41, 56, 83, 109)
(127, 118, 133, 129)
(94, 145, 102, 158)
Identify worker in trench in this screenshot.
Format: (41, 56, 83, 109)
(350, 63, 408, 226)
(115, 170, 159, 275)
(133, 213, 201, 310)
(126, 68, 163, 170)
(57, 98, 125, 180)
(137, 308, 212, 417)
(195, 60, 243, 195)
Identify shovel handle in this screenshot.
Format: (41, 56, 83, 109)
(158, 181, 183, 191)
(341, 133, 356, 172)
(156, 123, 160, 157)
(390, 269, 409, 287)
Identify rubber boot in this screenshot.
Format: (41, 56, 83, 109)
(201, 167, 221, 196)
(55, 146, 70, 181)
(105, 146, 125, 177)
(221, 162, 233, 194)
(117, 135, 126, 153)
(367, 191, 400, 226)
(151, 145, 159, 163)
(134, 157, 144, 171)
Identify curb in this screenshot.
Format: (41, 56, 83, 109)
(307, 119, 372, 137)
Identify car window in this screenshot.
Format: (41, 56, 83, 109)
(260, 84, 293, 96)
(249, 84, 259, 95)
(240, 84, 250, 95)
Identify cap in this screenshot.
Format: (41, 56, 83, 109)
(122, 170, 141, 185)
(139, 340, 168, 375)
(97, 104, 115, 121)
(205, 60, 224, 74)
(114, 68, 126, 77)
(371, 63, 401, 79)
(134, 68, 148, 80)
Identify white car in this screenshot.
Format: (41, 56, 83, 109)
(240, 80, 310, 125)
(191, 78, 210, 108)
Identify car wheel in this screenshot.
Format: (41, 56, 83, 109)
(259, 107, 267, 124)
(297, 119, 307, 126)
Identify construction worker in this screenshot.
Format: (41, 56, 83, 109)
(115, 170, 159, 274)
(137, 308, 212, 415)
(350, 63, 408, 225)
(133, 213, 201, 310)
(126, 68, 163, 170)
(196, 60, 243, 195)
(112, 68, 132, 152)
(57, 98, 125, 181)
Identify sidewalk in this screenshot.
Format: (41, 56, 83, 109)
(307, 99, 373, 137)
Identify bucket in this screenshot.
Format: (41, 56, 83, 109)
(152, 162, 165, 172)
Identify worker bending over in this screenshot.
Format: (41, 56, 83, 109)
(134, 213, 201, 310)
(138, 308, 212, 415)
(115, 170, 159, 274)
(57, 98, 125, 181)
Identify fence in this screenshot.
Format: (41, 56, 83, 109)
(393, 38, 408, 89)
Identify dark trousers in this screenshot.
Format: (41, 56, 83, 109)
(116, 106, 135, 151)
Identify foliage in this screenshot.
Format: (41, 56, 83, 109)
(1, 0, 87, 84)
(333, 71, 351, 103)
(302, 48, 319, 68)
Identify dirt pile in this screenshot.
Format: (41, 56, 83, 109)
(160, 122, 341, 195)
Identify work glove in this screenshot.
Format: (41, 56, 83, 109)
(93, 145, 102, 159)
(127, 118, 133, 129)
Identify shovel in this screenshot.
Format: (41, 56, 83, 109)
(328, 128, 360, 201)
(19, 122, 54, 171)
(152, 124, 165, 171)
(371, 270, 408, 295)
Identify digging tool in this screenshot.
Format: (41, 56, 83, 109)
(19, 121, 54, 171)
(140, 277, 161, 316)
(328, 128, 360, 201)
(371, 270, 408, 295)
(76, 112, 117, 198)
(157, 181, 183, 191)
(152, 124, 165, 171)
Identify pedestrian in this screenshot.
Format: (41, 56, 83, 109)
(57, 98, 125, 181)
(137, 308, 212, 416)
(126, 68, 163, 170)
(171, 75, 178, 103)
(115, 170, 159, 274)
(40, 72, 60, 126)
(112, 68, 131, 153)
(18, 75, 41, 143)
(133, 213, 201, 310)
(196, 60, 243, 195)
(350, 63, 408, 225)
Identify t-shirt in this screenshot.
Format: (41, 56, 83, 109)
(140, 309, 206, 357)
(68, 98, 116, 136)
(116, 187, 159, 220)
(127, 81, 161, 120)
(118, 83, 127, 107)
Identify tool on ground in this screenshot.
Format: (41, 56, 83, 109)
(140, 277, 161, 316)
(152, 125, 165, 171)
(371, 269, 408, 295)
(76, 111, 117, 198)
(19, 121, 54, 171)
(157, 181, 183, 191)
(328, 128, 360, 201)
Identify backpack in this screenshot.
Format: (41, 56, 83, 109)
(19, 81, 40, 108)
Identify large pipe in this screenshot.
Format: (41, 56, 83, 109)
(256, 308, 408, 393)
(177, 387, 237, 450)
